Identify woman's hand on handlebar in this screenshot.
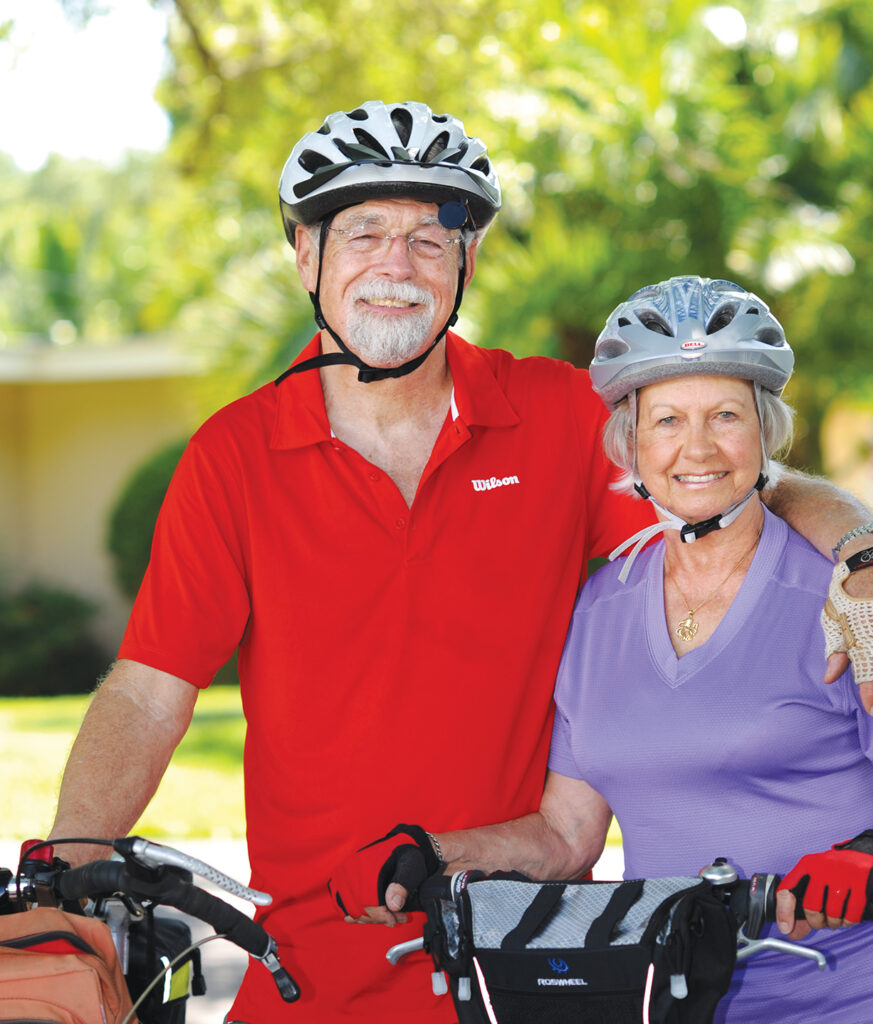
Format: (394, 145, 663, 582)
(774, 890, 813, 939)
(775, 888, 857, 938)
(775, 830, 873, 936)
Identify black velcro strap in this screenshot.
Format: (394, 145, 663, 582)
(845, 548, 873, 574)
(500, 884, 567, 951)
(585, 880, 645, 950)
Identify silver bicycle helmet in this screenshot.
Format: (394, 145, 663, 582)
(279, 100, 501, 245)
(590, 276, 794, 407)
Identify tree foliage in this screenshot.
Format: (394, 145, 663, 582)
(0, 584, 109, 696)
(106, 438, 188, 599)
(6, 0, 873, 467)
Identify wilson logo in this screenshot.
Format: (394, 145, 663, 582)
(472, 475, 520, 492)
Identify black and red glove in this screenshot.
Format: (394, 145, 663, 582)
(778, 830, 873, 922)
(328, 824, 442, 918)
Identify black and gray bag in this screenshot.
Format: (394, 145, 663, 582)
(421, 873, 737, 1024)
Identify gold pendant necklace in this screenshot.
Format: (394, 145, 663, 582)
(676, 612, 699, 643)
(670, 523, 763, 643)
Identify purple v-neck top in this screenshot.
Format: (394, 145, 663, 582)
(549, 507, 873, 1022)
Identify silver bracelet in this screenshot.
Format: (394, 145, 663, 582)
(832, 522, 873, 562)
(426, 831, 443, 863)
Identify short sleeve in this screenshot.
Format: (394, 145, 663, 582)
(568, 369, 653, 560)
(548, 704, 583, 779)
(118, 434, 251, 687)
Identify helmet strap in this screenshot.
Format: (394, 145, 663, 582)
(275, 212, 466, 386)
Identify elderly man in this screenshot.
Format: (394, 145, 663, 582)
(49, 101, 873, 1023)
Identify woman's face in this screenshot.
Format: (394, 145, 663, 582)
(635, 374, 763, 523)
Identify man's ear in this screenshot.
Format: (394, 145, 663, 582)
(295, 224, 319, 292)
(462, 238, 479, 290)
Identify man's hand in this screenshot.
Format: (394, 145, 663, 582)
(821, 560, 873, 712)
(776, 832, 873, 937)
(328, 824, 440, 925)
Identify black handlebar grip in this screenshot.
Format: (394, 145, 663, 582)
(54, 859, 130, 901)
(53, 858, 301, 998)
(159, 874, 272, 957)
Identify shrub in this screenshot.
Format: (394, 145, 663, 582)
(0, 584, 109, 696)
(107, 439, 187, 600)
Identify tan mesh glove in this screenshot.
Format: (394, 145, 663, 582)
(821, 561, 873, 683)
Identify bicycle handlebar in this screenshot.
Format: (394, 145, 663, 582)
(730, 870, 873, 936)
(115, 836, 272, 906)
(55, 861, 272, 958)
(10, 845, 300, 1004)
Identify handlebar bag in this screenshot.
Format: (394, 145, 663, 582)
(0, 905, 136, 1023)
(423, 875, 737, 1024)
(126, 912, 206, 1024)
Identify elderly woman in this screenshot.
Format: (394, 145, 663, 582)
(340, 278, 873, 1023)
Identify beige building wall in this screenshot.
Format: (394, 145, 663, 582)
(821, 400, 873, 511)
(0, 341, 209, 653)
(0, 387, 25, 575)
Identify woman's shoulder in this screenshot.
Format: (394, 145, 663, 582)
(580, 544, 658, 607)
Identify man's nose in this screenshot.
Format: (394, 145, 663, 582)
(374, 234, 416, 275)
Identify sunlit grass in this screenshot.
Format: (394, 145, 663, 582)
(0, 686, 622, 854)
(0, 686, 245, 842)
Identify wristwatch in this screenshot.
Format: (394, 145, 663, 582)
(846, 545, 873, 574)
(832, 522, 873, 562)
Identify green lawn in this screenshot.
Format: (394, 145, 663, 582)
(0, 686, 245, 843)
(0, 686, 622, 852)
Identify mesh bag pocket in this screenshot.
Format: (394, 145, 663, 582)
(425, 876, 737, 1024)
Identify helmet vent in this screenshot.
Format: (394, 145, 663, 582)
(298, 149, 334, 174)
(471, 156, 491, 175)
(422, 131, 450, 163)
(316, 122, 331, 135)
(390, 107, 414, 146)
(755, 327, 783, 346)
(597, 339, 630, 360)
(443, 142, 469, 164)
(433, 114, 449, 123)
(638, 310, 673, 336)
(353, 128, 390, 156)
(347, 108, 370, 121)
(706, 303, 738, 334)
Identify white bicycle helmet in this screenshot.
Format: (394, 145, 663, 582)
(592, 277, 796, 577)
(590, 276, 794, 407)
(279, 100, 501, 244)
(275, 101, 501, 385)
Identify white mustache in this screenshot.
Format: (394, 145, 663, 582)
(351, 281, 434, 309)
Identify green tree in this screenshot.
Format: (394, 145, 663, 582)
(7, 0, 873, 469)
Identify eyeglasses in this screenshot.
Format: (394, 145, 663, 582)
(326, 222, 462, 261)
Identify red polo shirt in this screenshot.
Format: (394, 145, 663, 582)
(119, 333, 650, 1022)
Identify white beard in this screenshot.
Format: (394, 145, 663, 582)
(345, 281, 437, 366)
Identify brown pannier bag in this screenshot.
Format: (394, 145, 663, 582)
(0, 905, 136, 1023)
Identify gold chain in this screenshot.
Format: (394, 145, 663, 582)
(669, 524, 763, 643)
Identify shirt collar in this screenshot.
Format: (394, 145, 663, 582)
(445, 332, 520, 429)
(270, 331, 519, 451)
(270, 335, 332, 450)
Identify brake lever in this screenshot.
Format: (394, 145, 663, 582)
(114, 836, 272, 907)
(736, 925, 826, 969)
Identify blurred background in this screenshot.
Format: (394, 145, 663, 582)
(3, 0, 873, 832)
